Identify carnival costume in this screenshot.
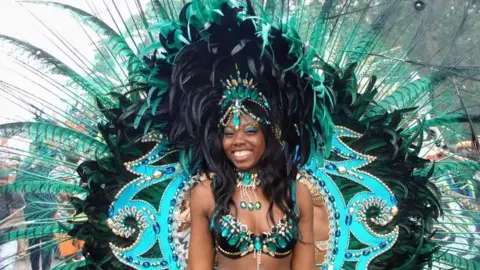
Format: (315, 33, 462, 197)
(0, 0, 479, 269)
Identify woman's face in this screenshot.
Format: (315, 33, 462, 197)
(222, 115, 266, 172)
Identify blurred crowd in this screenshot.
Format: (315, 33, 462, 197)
(0, 155, 84, 270)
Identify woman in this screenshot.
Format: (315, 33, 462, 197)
(188, 113, 315, 269)
(179, 50, 328, 268)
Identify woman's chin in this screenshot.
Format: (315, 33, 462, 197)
(233, 162, 255, 172)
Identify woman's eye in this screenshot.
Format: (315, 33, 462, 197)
(245, 127, 258, 134)
(224, 129, 234, 136)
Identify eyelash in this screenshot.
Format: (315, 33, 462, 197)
(245, 128, 258, 134)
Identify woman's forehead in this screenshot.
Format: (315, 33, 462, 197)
(225, 115, 259, 129)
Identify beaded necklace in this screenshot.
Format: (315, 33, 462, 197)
(236, 171, 262, 211)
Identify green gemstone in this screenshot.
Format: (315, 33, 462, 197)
(221, 227, 229, 237)
(255, 201, 262, 210)
(239, 86, 245, 97)
(240, 201, 247, 209)
(266, 241, 277, 252)
(239, 241, 248, 251)
(248, 203, 254, 211)
(243, 173, 251, 185)
(277, 237, 287, 248)
(228, 233, 240, 246)
(245, 87, 251, 98)
(233, 113, 240, 129)
(285, 230, 292, 241)
(254, 237, 262, 251)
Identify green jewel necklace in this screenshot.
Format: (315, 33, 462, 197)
(236, 171, 261, 211)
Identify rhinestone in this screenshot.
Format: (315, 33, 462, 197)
(164, 166, 176, 174)
(108, 205, 114, 218)
(391, 206, 399, 216)
(345, 215, 352, 226)
(153, 222, 161, 234)
(153, 170, 163, 179)
(325, 163, 336, 170)
(336, 166, 347, 174)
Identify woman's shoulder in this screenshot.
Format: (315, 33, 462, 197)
(190, 172, 215, 214)
(293, 170, 314, 218)
(295, 169, 313, 194)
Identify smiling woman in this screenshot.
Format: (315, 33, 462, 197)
(222, 116, 265, 172)
(181, 42, 326, 269)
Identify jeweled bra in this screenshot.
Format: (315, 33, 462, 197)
(211, 181, 299, 269)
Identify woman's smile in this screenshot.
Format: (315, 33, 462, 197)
(232, 150, 253, 158)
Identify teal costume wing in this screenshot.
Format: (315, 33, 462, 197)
(0, 1, 479, 269)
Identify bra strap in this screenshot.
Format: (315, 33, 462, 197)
(291, 180, 298, 216)
(209, 177, 217, 231)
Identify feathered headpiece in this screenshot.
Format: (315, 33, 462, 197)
(125, 0, 334, 170)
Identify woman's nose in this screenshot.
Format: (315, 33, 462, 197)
(233, 132, 246, 145)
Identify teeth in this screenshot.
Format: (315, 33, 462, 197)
(233, 151, 252, 157)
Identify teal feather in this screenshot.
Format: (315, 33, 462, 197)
(366, 72, 448, 118)
(52, 260, 88, 270)
(29, 1, 144, 75)
(0, 34, 115, 107)
(0, 122, 109, 158)
(0, 181, 87, 196)
(0, 224, 72, 244)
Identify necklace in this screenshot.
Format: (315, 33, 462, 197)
(236, 171, 261, 211)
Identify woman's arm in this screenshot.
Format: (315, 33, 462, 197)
(187, 180, 216, 270)
(291, 181, 315, 270)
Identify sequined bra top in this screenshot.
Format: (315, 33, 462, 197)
(210, 181, 299, 260)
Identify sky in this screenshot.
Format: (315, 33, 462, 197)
(0, 0, 149, 156)
(0, 0, 147, 124)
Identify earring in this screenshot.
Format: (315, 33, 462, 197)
(273, 125, 285, 147)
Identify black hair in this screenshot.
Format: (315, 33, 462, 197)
(160, 2, 332, 237)
(210, 101, 299, 227)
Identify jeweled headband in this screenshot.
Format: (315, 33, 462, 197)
(218, 64, 271, 130)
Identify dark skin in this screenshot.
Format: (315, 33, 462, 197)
(313, 204, 329, 263)
(188, 115, 315, 270)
